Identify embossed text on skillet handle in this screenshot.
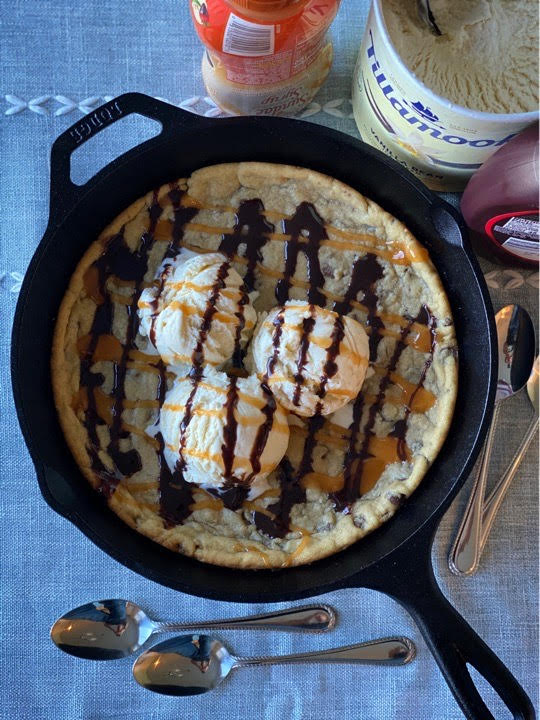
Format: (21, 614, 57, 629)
(48, 92, 204, 220)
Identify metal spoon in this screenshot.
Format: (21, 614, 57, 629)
(449, 304, 535, 576)
(50, 600, 336, 660)
(479, 356, 539, 553)
(417, 0, 442, 35)
(132, 634, 416, 695)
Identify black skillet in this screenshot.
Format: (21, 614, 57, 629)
(11, 93, 535, 719)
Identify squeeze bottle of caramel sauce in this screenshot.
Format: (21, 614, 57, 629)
(461, 123, 539, 267)
(190, 0, 340, 116)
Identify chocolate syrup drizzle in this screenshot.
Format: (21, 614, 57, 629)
(293, 306, 316, 407)
(268, 251, 386, 520)
(253, 459, 305, 539)
(220, 199, 274, 292)
(80, 190, 163, 496)
(276, 202, 327, 306)
(155, 431, 193, 527)
(145, 185, 198, 349)
(81, 187, 195, 509)
(79, 189, 438, 541)
(317, 314, 345, 405)
(335, 319, 414, 511)
(231, 286, 250, 368)
(163, 260, 232, 524)
(168, 186, 200, 259)
(390, 306, 437, 462)
(222, 375, 239, 480)
(249, 382, 277, 481)
(333, 253, 384, 362)
(148, 264, 172, 348)
(335, 304, 436, 510)
(220, 199, 273, 367)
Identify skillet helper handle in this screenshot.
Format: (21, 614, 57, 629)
(408, 574, 534, 719)
(363, 532, 535, 720)
(48, 92, 202, 222)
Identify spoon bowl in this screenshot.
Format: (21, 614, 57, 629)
(134, 635, 234, 695)
(494, 304, 536, 401)
(133, 633, 416, 695)
(50, 600, 337, 660)
(51, 600, 152, 660)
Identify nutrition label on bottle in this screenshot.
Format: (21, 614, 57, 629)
(492, 214, 539, 262)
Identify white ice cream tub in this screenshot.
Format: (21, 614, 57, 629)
(352, 0, 539, 191)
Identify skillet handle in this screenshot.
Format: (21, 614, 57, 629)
(48, 92, 205, 223)
(359, 529, 535, 720)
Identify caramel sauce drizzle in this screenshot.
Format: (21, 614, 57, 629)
(390, 306, 437, 461)
(162, 401, 288, 433)
(176, 240, 433, 352)
(182, 205, 429, 266)
(76, 187, 439, 545)
(334, 305, 434, 509)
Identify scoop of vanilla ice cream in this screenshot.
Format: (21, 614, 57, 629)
(159, 368, 289, 497)
(248, 301, 369, 417)
(138, 250, 257, 369)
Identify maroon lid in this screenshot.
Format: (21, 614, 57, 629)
(461, 122, 539, 235)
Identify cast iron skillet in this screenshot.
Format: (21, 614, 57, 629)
(12, 93, 534, 719)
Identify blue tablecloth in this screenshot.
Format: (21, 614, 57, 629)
(1, 1, 538, 718)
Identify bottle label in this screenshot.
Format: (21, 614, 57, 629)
(487, 212, 539, 262)
(501, 237, 539, 262)
(202, 42, 333, 115)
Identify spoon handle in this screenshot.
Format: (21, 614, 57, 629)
(235, 637, 415, 667)
(480, 415, 539, 553)
(448, 403, 501, 576)
(156, 604, 336, 633)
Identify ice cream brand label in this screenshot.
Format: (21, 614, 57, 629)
(366, 34, 516, 150)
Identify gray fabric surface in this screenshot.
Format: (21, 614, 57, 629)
(1, 1, 538, 718)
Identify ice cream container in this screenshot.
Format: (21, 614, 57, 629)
(352, 0, 539, 191)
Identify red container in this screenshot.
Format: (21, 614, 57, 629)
(461, 123, 539, 267)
